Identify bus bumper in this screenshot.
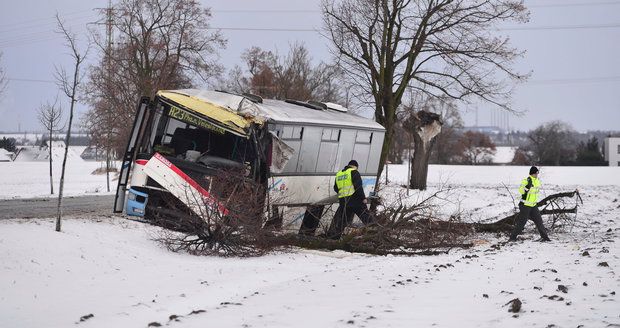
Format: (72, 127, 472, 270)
(126, 188, 148, 216)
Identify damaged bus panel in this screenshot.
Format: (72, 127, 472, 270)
(114, 89, 385, 226)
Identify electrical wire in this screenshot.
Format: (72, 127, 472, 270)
(7, 75, 620, 85)
(499, 23, 620, 31)
(0, 14, 97, 34)
(7, 78, 56, 84)
(527, 1, 620, 8)
(209, 26, 318, 32)
(209, 1, 620, 12)
(0, 20, 92, 47)
(0, 9, 94, 30)
(527, 76, 620, 85)
(213, 9, 317, 13)
(0, 6, 618, 49)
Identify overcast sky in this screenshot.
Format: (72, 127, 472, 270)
(0, 0, 619, 133)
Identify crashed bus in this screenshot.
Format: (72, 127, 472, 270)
(113, 89, 385, 229)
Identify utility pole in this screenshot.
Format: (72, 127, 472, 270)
(475, 107, 478, 127)
(105, 0, 113, 192)
(89, 3, 116, 191)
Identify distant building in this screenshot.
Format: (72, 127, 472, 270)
(604, 137, 620, 167)
(460, 126, 525, 147)
(80, 146, 107, 161)
(462, 126, 505, 135)
(0, 149, 13, 162)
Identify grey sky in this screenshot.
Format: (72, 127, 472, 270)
(0, 0, 619, 133)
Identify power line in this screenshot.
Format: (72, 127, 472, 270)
(213, 9, 317, 13)
(211, 2, 620, 12)
(0, 1, 617, 33)
(500, 22, 620, 31)
(7, 75, 620, 86)
(1, 21, 618, 48)
(0, 15, 96, 34)
(7, 78, 56, 84)
(527, 75, 620, 85)
(211, 22, 620, 33)
(0, 10, 94, 31)
(1, 16, 619, 48)
(528, 1, 620, 8)
(211, 26, 319, 32)
(0, 20, 92, 47)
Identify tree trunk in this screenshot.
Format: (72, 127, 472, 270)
(48, 128, 54, 195)
(374, 94, 397, 187)
(105, 145, 110, 192)
(410, 133, 433, 190)
(406, 111, 442, 190)
(56, 65, 79, 233)
(375, 118, 393, 183)
(371, 105, 395, 213)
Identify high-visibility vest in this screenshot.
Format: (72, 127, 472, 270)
(335, 168, 356, 198)
(519, 176, 540, 207)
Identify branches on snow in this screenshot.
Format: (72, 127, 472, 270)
(292, 187, 473, 255)
(153, 169, 279, 257)
(475, 190, 583, 233)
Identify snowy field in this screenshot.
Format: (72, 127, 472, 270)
(0, 151, 115, 199)
(1, 164, 619, 327)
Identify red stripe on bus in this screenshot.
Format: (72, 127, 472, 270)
(152, 152, 229, 215)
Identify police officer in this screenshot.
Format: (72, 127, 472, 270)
(509, 166, 551, 242)
(326, 160, 374, 239)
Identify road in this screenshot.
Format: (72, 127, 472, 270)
(0, 195, 116, 219)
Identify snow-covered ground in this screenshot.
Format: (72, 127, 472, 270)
(1, 165, 619, 327)
(0, 152, 116, 199)
(492, 146, 517, 164)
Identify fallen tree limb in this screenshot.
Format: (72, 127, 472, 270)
(537, 190, 583, 207)
(280, 234, 473, 256)
(474, 190, 582, 233)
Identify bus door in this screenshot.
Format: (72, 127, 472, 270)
(114, 97, 150, 213)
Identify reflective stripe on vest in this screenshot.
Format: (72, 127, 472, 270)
(335, 168, 355, 198)
(519, 176, 540, 207)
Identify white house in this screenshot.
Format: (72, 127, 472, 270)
(0, 148, 13, 162)
(604, 137, 620, 167)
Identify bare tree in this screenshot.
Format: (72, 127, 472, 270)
(0, 52, 8, 97)
(388, 96, 460, 165)
(233, 46, 278, 98)
(226, 43, 345, 103)
(0, 137, 16, 152)
(86, 0, 226, 157)
(54, 15, 89, 232)
(454, 131, 496, 164)
(82, 100, 116, 192)
(37, 96, 64, 195)
(322, 0, 528, 190)
(511, 146, 531, 165)
(387, 120, 410, 164)
(428, 98, 463, 164)
(527, 120, 577, 166)
(575, 136, 605, 166)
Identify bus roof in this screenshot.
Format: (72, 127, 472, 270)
(157, 89, 385, 133)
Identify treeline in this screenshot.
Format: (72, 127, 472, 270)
(512, 121, 608, 166)
(388, 115, 611, 166)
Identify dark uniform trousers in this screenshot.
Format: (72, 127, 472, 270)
(326, 197, 373, 239)
(510, 202, 549, 240)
